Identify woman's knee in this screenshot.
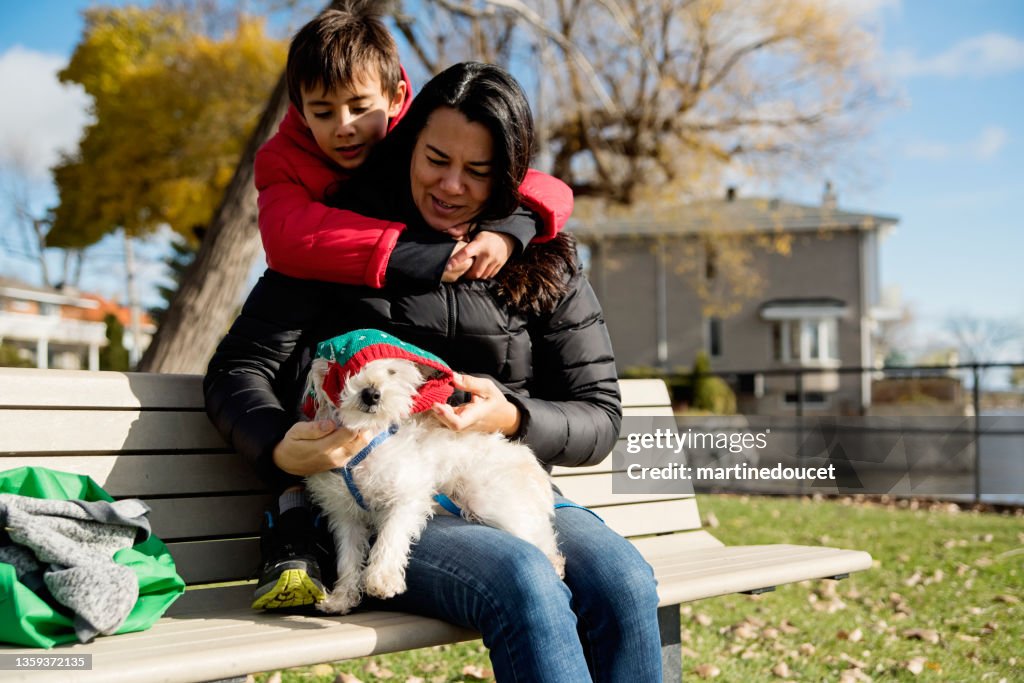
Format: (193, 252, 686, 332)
(570, 540, 659, 618)
(476, 543, 573, 626)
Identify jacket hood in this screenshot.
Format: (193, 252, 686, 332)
(277, 64, 415, 171)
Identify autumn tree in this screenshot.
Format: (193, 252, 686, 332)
(397, 0, 882, 204)
(50, 6, 286, 249)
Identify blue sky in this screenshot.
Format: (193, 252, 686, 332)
(0, 0, 1022, 357)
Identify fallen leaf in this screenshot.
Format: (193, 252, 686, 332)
(695, 663, 721, 678)
(762, 627, 780, 639)
(694, 613, 713, 627)
(838, 627, 863, 642)
(310, 665, 334, 677)
(460, 665, 492, 680)
(903, 571, 922, 587)
(902, 628, 940, 644)
(364, 660, 395, 679)
(798, 643, 816, 656)
(905, 657, 926, 675)
(704, 512, 720, 528)
(337, 673, 364, 683)
(957, 634, 980, 642)
(266, 673, 282, 683)
(405, 678, 425, 683)
(772, 661, 791, 677)
(733, 623, 758, 639)
(779, 620, 799, 634)
(839, 653, 868, 669)
(995, 594, 1020, 604)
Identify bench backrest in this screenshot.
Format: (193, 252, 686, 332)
(0, 369, 702, 594)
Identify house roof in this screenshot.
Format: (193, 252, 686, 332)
(568, 196, 899, 238)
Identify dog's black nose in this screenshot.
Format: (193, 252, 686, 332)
(361, 387, 381, 406)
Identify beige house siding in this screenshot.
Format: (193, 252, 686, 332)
(576, 202, 895, 416)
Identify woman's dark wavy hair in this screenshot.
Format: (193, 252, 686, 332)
(333, 61, 535, 223)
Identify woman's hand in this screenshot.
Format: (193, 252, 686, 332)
(272, 420, 371, 476)
(431, 373, 521, 437)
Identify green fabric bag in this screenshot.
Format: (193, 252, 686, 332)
(0, 466, 186, 648)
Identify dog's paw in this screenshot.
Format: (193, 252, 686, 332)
(363, 565, 408, 599)
(318, 587, 361, 615)
(549, 553, 567, 579)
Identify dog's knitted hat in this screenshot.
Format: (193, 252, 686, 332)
(304, 329, 454, 418)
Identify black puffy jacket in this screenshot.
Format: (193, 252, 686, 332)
(203, 233, 621, 492)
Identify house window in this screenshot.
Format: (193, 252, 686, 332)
(707, 317, 722, 357)
(772, 319, 839, 364)
(783, 391, 828, 406)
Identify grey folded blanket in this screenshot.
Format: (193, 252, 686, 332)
(0, 494, 152, 643)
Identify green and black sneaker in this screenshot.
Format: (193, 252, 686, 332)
(251, 507, 329, 611)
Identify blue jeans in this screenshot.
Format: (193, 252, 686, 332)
(361, 495, 662, 683)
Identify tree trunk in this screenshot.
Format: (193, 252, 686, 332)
(138, 72, 289, 373)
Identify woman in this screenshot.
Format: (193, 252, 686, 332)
(205, 62, 662, 682)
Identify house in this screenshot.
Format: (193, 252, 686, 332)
(0, 277, 154, 370)
(570, 185, 900, 415)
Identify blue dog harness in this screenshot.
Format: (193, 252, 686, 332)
(332, 424, 399, 511)
(333, 424, 604, 523)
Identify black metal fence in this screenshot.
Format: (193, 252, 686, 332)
(666, 361, 1024, 504)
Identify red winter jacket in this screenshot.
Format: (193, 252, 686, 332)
(255, 72, 573, 287)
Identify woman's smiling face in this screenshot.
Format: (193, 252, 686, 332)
(410, 107, 495, 237)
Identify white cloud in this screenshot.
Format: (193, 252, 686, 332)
(890, 33, 1024, 79)
(0, 46, 92, 179)
(903, 125, 1009, 162)
(969, 125, 1008, 160)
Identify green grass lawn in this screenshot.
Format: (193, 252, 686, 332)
(253, 495, 1022, 682)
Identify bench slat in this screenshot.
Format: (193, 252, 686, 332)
(647, 544, 874, 605)
(555, 472, 692, 507)
(0, 609, 477, 683)
(618, 379, 671, 407)
(0, 454, 263, 496)
(0, 368, 205, 409)
(0, 410, 227, 453)
(146, 494, 274, 541)
(166, 538, 259, 585)
(594, 497, 702, 538)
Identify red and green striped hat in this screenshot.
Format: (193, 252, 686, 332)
(304, 329, 454, 418)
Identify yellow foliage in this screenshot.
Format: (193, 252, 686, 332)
(48, 6, 286, 247)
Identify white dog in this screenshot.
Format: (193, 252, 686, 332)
(304, 354, 564, 615)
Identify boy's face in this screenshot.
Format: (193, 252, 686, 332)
(300, 72, 406, 171)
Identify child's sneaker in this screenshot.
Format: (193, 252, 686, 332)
(251, 507, 328, 610)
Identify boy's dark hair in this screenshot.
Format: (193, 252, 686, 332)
(335, 62, 535, 225)
(286, 7, 402, 111)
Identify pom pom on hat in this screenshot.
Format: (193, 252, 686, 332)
(304, 329, 454, 418)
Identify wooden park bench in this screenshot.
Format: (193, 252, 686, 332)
(0, 368, 872, 682)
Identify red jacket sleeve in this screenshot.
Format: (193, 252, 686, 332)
(255, 147, 404, 287)
(518, 169, 574, 242)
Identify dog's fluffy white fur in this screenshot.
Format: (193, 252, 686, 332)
(304, 357, 564, 614)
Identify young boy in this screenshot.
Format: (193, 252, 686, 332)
(250, 8, 573, 611)
(256, 8, 572, 288)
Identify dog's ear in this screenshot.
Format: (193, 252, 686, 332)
(306, 358, 333, 410)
